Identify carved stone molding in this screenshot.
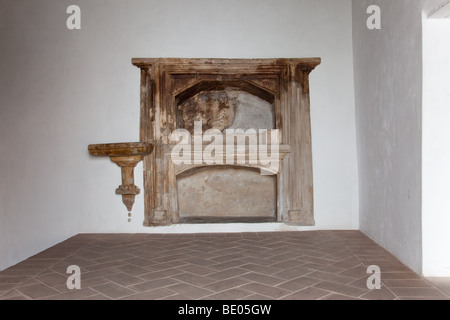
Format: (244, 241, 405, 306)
(88, 142, 153, 212)
(132, 58, 321, 226)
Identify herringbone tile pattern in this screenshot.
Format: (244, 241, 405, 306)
(0, 231, 448, 300)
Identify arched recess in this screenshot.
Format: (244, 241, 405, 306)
(131, 58, 321, 227)
(175, 80, 275, 104)
(174, 80, 277, 133)
(176, 165, 277, 223)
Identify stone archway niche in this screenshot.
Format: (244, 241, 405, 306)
(131, 58, 321, 226)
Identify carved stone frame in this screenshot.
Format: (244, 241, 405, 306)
(132, 58, 320, 226)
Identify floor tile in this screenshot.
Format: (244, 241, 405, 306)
(130, 278, 179, 292)
(158, 293, 193, 300)
(33, 272, 68, 288)
(239, 264, 279, 275)
(281, 287, 330, 300)
(381, 272, 422, 280)
(92, 282, 137, 299)
(277, 276, 320, 291)
(426, 277, 450, 296)
(139, 268, 184, 281)
(172, 273, 216, 286)
(389, 287, 448, 298)
(240, 282, 290, 299)
(166, 283, 214, 299)
(0, 231, 447, 300)
(269, 259, 304, 270)
(0, 275, 32, 284)
(338, 264, 368, 279)
(239, 273, 285, 286)
(125, 257, 155, 267)
(104, 272, 145, 286)
(360, 287, 396, 300)
(177, 264, 216, 276)
(203, 288, 251, 300)
(0, 290, 30, 300)
(203, 277, 250, 292)
(115, 264, 150, 276)
(239, 293, 273, 300)
(272, 266, 312, 280)
(0, 283, 18, 291)
(307, 270, 355, 285)
(321, 293, 362, 300)
(16, 283, 60, 299)
(382, 279, 434, 288)
(120, 288, 175, 300)
(45, 288, 99, 300)
(313, 280, 368, 297)
(207, 268, 249, 281)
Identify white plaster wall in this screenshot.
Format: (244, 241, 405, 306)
(0, 1, 86, 271)
(422, 18, 450, 276)
(352, 0, 423, 274)
(0, 0, 358, 270)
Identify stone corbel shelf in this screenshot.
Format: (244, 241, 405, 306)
(88, 142, 153, 212)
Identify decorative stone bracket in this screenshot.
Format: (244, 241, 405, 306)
(88, 142, 153, 212)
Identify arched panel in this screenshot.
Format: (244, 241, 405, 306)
(176, 89, 275, 133)
(131, 58, 321, 226)
(177, 166, 276, 223)
(175, 80, 275, 105)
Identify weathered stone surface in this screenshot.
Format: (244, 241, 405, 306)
(88, 142, 153, 157)
(177, 167, 276, 221)
(178, 90, 274, 134)
(179, 90, 237, 133)
(228, 92, 274, 130)
(129, 58, 321, 226)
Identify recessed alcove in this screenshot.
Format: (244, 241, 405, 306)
(130, 58, 321, 226)
(89, 58, 320, 226)
(177, 89, 275, 134)
(177, 166, 277, 223)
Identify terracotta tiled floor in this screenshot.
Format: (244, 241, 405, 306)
(0, 230, 448, 300)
